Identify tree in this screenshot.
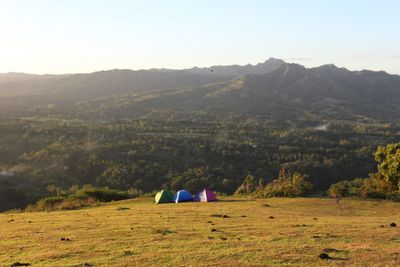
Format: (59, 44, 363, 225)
(375, 143, 400, 192)
(262, 169, 313, 197)
(235, 175, 257, 195)
(327, 178, 364, 198)
(96, 165, 130, 189)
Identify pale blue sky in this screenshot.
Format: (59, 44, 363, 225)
(0, 0, 399, 74)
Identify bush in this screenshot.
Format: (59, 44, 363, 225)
(327, 174, 399, 200)
(327, 143, 400, 201)
(74, 186, 130, 202)
(262, 170, 313, 197)
(27, 185, 133, 211)
(360, 174, 394, 199)
(58, 197, 97, 210)
(235, 175, 258, 195)
(33, 196, 66, 211)
(375, 143, 400, 191)
(327, 178, 364, 198)
(28, 196, 98, 212)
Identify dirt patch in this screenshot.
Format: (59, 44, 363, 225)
(116, 207, 130, 211)
(210, 214, 230, 218)
(155, 229, 174, 235)
(10, 263, 31, 267)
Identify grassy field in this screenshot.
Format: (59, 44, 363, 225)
(1, 197, 400, 267)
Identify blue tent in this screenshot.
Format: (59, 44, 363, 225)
(173, 190, 193, 203)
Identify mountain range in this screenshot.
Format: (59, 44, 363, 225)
(1, 58, 400, 122)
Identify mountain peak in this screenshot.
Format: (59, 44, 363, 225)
(273, 63, 306, 76)
(186, 58, 285, 76)
(263, 57, 285, 64)
(320, 64, 338, 68)
(313, 64, 351, 73)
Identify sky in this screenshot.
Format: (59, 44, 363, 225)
(0, 0, 399, 74)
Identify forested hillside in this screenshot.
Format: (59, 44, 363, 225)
(74, 63, 400, 121)
(1, 59, 400, 211)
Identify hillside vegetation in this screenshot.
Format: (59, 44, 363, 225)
(78, 63, 400, 121)
(1, 59, 400, 210)
(2, 117, 398, 211)
(1, 197, 399, 266)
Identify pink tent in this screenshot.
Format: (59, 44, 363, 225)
(194, 188, 217, 202)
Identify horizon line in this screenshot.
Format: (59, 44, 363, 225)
(0, 58, 398, 76)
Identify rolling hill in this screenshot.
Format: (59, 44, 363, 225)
(0, 58, 284, 107)
(73, 63, 400, 122)
(2, 58, 400, 122)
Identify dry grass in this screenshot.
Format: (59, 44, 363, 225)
(1, 197, 400, 266)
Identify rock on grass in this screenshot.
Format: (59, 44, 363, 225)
(318, 253, 331, 260)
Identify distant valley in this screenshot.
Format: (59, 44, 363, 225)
(1, 58, 400, 211)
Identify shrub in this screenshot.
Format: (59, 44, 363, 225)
(33, 196, 66, 211)
(74, 186, 130, 202)
(127, 187, 144, 197)
(327, 143, 400, 201)
(327, 174, 398, 200)
(58, 197, 97, 210)
(262, 170, 313, 197)
(27, 185, 132, 211)
(28, 196, 98, 211)
(235, 175, 258, 195)
(375, 143, 400, 191)
(327, 178, 364, 198)
(360, 174, 394, 199)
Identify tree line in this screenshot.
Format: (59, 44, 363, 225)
(1, 117, 399, 211)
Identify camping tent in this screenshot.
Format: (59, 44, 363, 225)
(173, 190, 194, 203)
(155, 190, 174, 204)
(194, 188, 217, 202)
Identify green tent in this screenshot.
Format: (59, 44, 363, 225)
(155, 190, 174, 204)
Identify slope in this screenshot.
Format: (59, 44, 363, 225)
(1, 197, 399, 266)
(75, 63, 400, 121)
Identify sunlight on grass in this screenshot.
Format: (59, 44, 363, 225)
(1, 197, 399, 266)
